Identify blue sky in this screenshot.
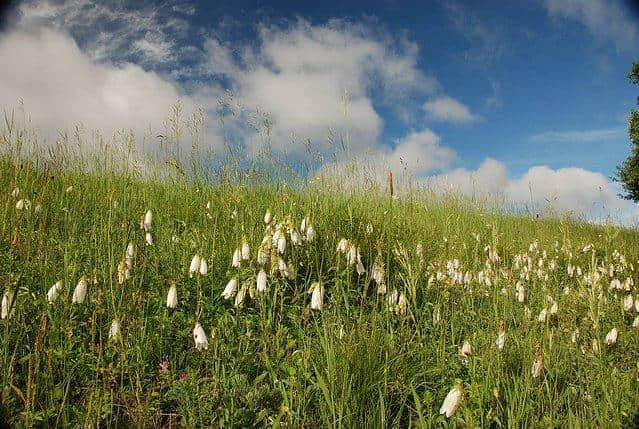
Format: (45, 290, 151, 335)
(0, 0, 638, 220)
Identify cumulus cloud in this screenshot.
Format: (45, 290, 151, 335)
(423, 96, 479, 123)
(426, 158, 636, 223)
(542, 0, 639, 50)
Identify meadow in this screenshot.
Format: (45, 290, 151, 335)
(1, 112, 639, 428)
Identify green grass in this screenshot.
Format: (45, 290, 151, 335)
(2, 154, 639, 428)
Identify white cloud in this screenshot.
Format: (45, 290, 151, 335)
(542, 0, 639, 50)
(387, 129, 456, 176)
(423, 96, 478, 123)
(426, 158, 636, 223)
(529, 127, 626, 143)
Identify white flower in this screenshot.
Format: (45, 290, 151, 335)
(439, 382, 463, 418)
(309, 281, 324, 310)
(305, 225, 315, 242)
(257, 248, 269, 266)
(387, 289, 399, 308)
(496, 322, 506, 351)
(396, 293, 407, 316)
(264, 210, 272, 224)
(605, 328, 618, 346)
(232, 248, 241, 267)
(234, 283, 247, 308)
(277, 235, 287, 254)
(166, 284, 178, 308)
(347, 245, 358, 265)
(15, 199, 31, 210)
(290, 229, 302, 245)
(143, 210, 152, 231)
(633, 316, 639, 328)
(109, 319, 121, 341)
(241, 240, 250, 260)
(1, 289, 14, 319)
(189, 254, 201, 278)
(193, 322, 209, 351)
(199, 258, 208, 275)
(256, 269, 267, 293)
(531, 355, 543, 378)
(624, 295, 634, 312)
(145, 232, 153, 246)
(65, 185, 73, 193)
(47, 280, 63, 303)
(336, 238, 349, 253)
(515, 282, 526, 303)
(365, 223, 373, 234)
(10, 187, 19, 198)
(459, 341, 472, 362)
(300, 216, 307, 233)
(222, 278, 238, 300)
(72, 276, 88, 304)
(537, 309, 547, 323)
(126, 242, 135, 264)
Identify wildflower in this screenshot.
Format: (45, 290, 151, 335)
(300, 216, 308, 233)
(109, 319, 121, 341)
(571, 329, 580, 343)
(241, 239, 250, 260)
(605, 328, 618, 346)
(232, 248, 241, 267)
(347, 245, 358, 266)
(306, 225, 315, 242)
(143, 210, 152, 232)
(66, 185, 73, 193)
(365, 223, 373, 234)
(257, 248, 269, 266)
(193, 322, 209, 351)
(356, 254, 366, 276)
(222, 278, 238, 300)
(633, 316, 639, 328)
(47, 280, 63, 303)
(277, 235, 286, 254)
(166, 283, 178, 309)
(624, 295, 634, 312)
(496, 322, 506, 351)
(126, 242, 135, 264)
(336, 238, 349, 253)
(439, 381, 463, 418)
(145, 232, 153, 246)
(15, 199, 31, 210)
(1, 289, 14, 319)
(371, 259, 386, 295)
(309, 281, 324, 310)
(459, 341, 472, 362)
(515, 282, 526, 303)
(256, 269, 267, 293)
(189, 254, 201, 278)
(396, 293, 408, 316)
(264, 210, 272, 224)
(234, 283, 247, 308)
(290, 229, 302, 245)
(10, 187, 19, 198)
(199, 258, 208, 275)
(72, 276, 88, 304)
(387, 289, 399, 308)
(532, 354, 543, 378)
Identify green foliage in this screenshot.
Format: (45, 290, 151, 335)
(615, 60, 639, 200)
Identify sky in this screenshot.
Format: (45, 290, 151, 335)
(0, 0, 638, 222)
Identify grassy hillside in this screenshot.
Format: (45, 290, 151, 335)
(1, 157, 639, 428)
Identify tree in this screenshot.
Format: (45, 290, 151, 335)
(615, 61, 639, 201)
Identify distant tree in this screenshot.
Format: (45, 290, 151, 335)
(615, 61, 639, 201)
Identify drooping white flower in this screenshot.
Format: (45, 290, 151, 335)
(277, 235, 287, 254)
(126, 242, 135, 265)
(515, 282, 526, 303)
(10, 187, 19, 198)
(166, 284, 178, 309)
(72, 276, 88, 304)
(232, 248, 241, 267)
(241, 240, 251, 260)
(336, 238, 349, 253)
(145, 232, 153, 246)
(189, 254, 201, 278)
(305, 225, 315, 242)
(15, 199, 31, 210)
(143, 210, 152, 232)
(309, 281, 324, 310)
(199, 258, 208, 275)
(439, 382, 463, 418)
(290, 229, 302, 245)
(234, 283, 247, 308)
(256, 269, 267, 293)
(531, 355, 543, 378)
(459, 341, 472, 362)
(624, 295, 634, 312)
(633, 316, 639, 328)
(257, 248, 269, 266)
(605, 328, 618, 346)
(222, 278, 238, 300)
(66, 185, 73, 193)
(193, 322, 209, 351)
(396, 293, 408, 316)
(347, 245, 358, 266)
(109, 319, 121, 341)
(264, 210, 272, 224)
(47, 280, 63, 303)
(1, 289, 14, 319)
(496, 322, 506, 351)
